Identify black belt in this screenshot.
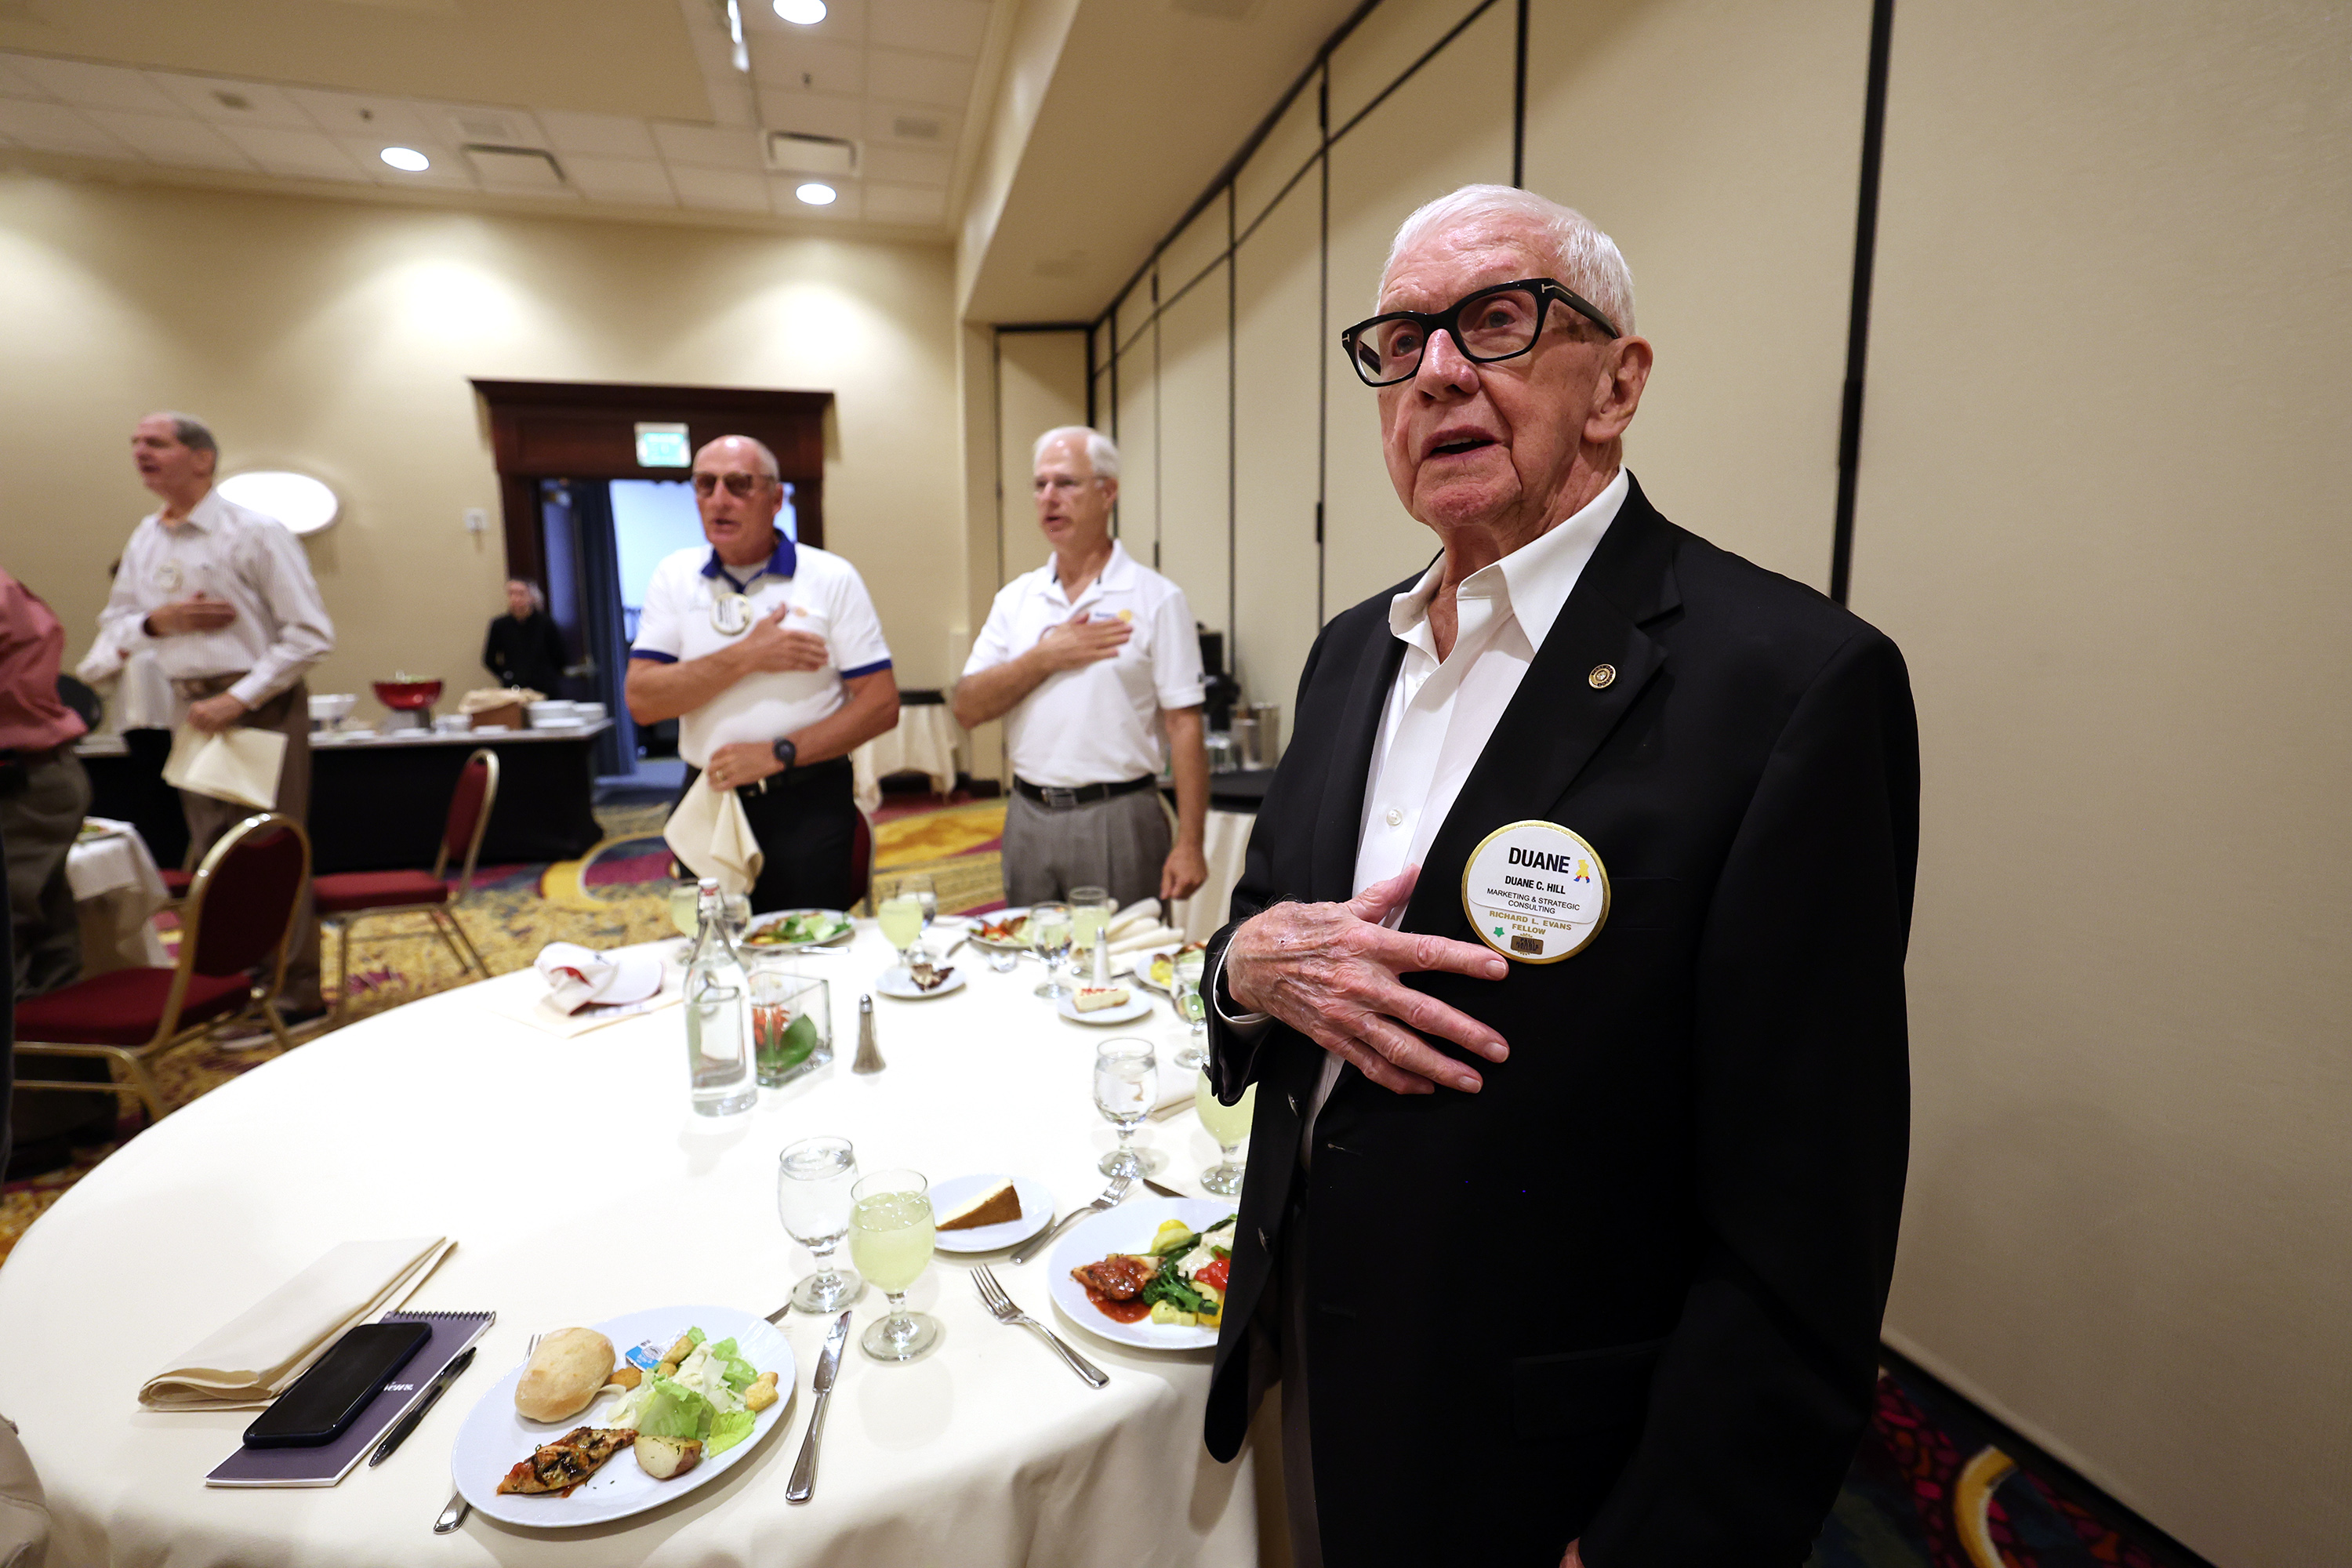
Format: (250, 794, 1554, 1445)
(687, 754, 851, 797)
(1013, 774, 1158, 810)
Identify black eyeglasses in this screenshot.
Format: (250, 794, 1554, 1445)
(691, 471, 776, 498)
(1339, 278, 1619, 387)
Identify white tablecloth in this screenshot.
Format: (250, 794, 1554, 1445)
(851, 704, 962, 814)
(65, 817, 169, 973)
(0, 923, 1269, 1567)
(1171, 808, 1255, 944)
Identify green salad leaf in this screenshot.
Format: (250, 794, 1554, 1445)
(706, 1337, 758, 1391)
(632, 1374, 716, 1441)
(707, 1409, 757, 1456)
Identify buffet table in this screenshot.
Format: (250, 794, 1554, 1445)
(0, 922, 1268, 1566)
(305, 721, 612, 873)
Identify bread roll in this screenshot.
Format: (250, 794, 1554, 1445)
(514, 1327, 616, 1423)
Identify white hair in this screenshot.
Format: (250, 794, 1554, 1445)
(1380, 184, 1635, 337)
(1032, 426, 1120, 482)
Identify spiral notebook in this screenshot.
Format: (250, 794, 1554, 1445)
(205, 1309, 495, 1488)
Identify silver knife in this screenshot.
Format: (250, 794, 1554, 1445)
(1142, 1176, 1185, 1199)
(785, 1310, 851, 1504)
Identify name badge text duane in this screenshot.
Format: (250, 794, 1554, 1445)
(1461, 819, 1610, 964)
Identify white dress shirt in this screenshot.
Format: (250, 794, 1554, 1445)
(1222, 468, 1631, 1160)
(99, 489, 336, 710)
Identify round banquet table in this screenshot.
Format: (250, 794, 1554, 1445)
(0, 922, 1271, 1567)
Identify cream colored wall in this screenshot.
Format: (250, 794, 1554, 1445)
(1230, 172, 1323, 713)
(1855, 2, 2352, 1560)
(0, 173, 964, 721)
(982, 326, 1090, 781)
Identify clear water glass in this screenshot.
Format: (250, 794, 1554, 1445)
(1171, 946, 1208, 1071)
(849, 1169, 939, 1361)
(1194, 1069, 1256, 1196)
(1094, 1036, 1156, 1177)
(778, 1136, 863, 1312)
(1030, 901, 1073, 999)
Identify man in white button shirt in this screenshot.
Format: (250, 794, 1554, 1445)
(626, 435, 898, 913)
(99, 412, 336, 1018)
(953, 427, 1210, 909)
(1197, 187, 1918, 1568)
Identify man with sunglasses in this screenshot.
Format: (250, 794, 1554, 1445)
(1198, 186, 1918, 1567)
(626, 435, 898, 913)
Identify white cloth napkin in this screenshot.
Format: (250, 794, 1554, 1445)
(1108, 900, 1162, 939)
(138, 1237, 451, 1409)
(162, 724, 286, 811)
(535, 942, 662, 1013)
(664, 773, 762, 897)
(1109, 924, 1185, 954)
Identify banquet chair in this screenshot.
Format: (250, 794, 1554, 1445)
(14, 812, 310, 1121)
(310, 748, 499, 1021)
(848, 806, 875, 912)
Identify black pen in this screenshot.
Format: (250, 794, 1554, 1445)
(368, 1347, 476, 1468)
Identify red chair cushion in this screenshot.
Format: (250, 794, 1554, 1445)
(161, 869, 192, 896)
(14, 968, 252, 1047)
(310, 869, 453, 914)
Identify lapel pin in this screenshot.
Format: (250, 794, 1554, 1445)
(1588, 664, 1616, 689)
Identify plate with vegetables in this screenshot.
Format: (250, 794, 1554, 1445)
(1047, 1198, 1236, 1351)
(450, 1305, 796, 1527)
(741, 908, 855, 949)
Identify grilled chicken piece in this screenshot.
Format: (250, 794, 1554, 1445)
(495, 1426, 637, 1496)
(1072, 1254, 1159, 1301)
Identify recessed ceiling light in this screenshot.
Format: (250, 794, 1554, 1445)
(795, 182, 837, 205)
(380, 147, 430, 172)
(775, 0, 826, 23)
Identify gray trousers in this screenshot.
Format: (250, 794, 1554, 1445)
(2, 745, 90, 997)
(178, 678, 321, 1013)
(1001, 786, 1171, 910)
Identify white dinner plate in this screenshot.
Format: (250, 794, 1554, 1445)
(1056, 990, 1152, 1025)
(877, 964, 967, 1000)
(927, 1173, 1055, 1254)
(740, 908, 855, 949)
(1124, 946, 1184, 995)
(451, 1304, 796, 1528)
(967, 908, 1033, 951)
(1047, 1197, 1236, 1351)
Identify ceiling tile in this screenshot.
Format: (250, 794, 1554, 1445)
(869, 0, 988, 58)
(216, 124, 370, 181)
(564, 154, 678, 205)
(670, 165, 770, 211)
(82, 110, 255, 171)
(772, 175, 862, 220)
(863, 180, 945, 224)
(866, 48, 971, 109)
(862, 142, 949, 184)
(756, 89, 862, 142)
(0, 100, 128, 157)
(651, 120, 763, 169)
(465, 144, 575, 196)
(334, 136, 476, 189)
(535, 108, 659, 159)
(284, 87, 433, 143)
(864, 98, 957, 147)
(147, 74, 316, 130)
(742, 0, 869, 42)
(747, 34, 866, 96)
(8, 56, 181, 114)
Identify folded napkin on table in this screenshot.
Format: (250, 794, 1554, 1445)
(1107, 900, 1162, 939)
(535, 941, 662, 1013)
(162, 724, 285, 811)
(664, 773, 761, 897)
(139, 1236, 452, 1409)
(1109, 925, 1185, 954)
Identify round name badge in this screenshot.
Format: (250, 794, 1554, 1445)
(1461, 819, 1610, 964)
(153, 560, 181, 592)
(710, 593, 753, 635)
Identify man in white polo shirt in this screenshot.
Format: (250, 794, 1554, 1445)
(955, 426, 1209, 909)
(625, 434, 898, 913)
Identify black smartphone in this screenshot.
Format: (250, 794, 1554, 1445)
(242, 1320, 431, 1449)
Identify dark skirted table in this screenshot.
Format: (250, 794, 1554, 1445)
(78, 720, 611, 875)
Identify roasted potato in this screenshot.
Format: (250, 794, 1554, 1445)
(633, 1433, 702, 1481)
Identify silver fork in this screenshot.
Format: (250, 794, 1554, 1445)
(973, 1266, 1107, 1388)
(434, 1332, 537, 1534)
(1009, 1174, 1131, 1265)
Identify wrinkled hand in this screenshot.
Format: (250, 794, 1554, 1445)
(735, 605, 829, 674)
(706, 740, 783, 792)
(1224, 866, 1508, 1095)
(1033, 609, 1131, 673)
(149, 593, 238, 637)
(186, 692, 248, 734)
(1160, 840, 1208, 902)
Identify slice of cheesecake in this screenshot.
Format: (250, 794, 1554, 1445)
(1074, 985, 1131, 1012)
(938, 1178, 1022, 1231)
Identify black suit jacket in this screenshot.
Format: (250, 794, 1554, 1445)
(1203, 477, 1918, 1566)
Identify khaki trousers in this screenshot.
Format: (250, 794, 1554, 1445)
(2, 743, 90, 996)
(177, 678, 321, 1012)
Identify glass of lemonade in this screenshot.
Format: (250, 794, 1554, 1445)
(1094, 1036, 1157, 1178)
(849, 1169, 939, 1361)
(900, 871, 937, 935)
(778, 1136, 863, 1312)
(1194, 1069, 1256, 1196)
(877, 882, 925, 964)
(1029, 901, 1074, 1000)
(1069, 884, 1111, 949)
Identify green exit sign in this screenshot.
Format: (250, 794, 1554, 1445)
(634, 422, 691, 468)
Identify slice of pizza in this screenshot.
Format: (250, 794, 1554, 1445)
(495, 1426, 638, 1497)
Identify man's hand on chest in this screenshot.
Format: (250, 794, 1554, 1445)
(731, 603, 829, 673)
(1032, 608, 1131, 673)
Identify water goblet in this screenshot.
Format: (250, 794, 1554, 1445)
(1094, 1036, 1156, 1178)
(1193, 1069, 1256, 1196)
(1029, 901, 1073, 1000)
(777, 1136, 864, 1312)
(1170, 946, 1207, 1071)
(849, 1169, 940, 1361)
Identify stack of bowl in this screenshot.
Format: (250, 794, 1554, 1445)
(526, 700, 581, 729)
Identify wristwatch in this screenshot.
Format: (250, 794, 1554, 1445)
(770, 737, 797, 774)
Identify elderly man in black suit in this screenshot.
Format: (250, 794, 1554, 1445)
(1201, 184, 1919, 1566)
